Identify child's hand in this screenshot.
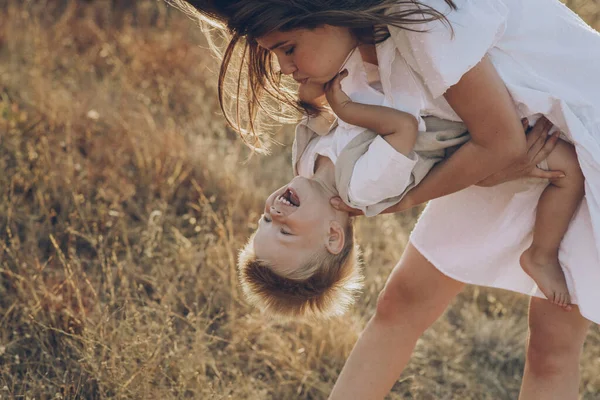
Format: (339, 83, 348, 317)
(324, 70, 352, 118)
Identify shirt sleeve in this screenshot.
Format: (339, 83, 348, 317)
(388, 0, 509, 98)
(347, 136, 418, 208)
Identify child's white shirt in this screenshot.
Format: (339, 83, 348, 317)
(296, 121, 418, 210)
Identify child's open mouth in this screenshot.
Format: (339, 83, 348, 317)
(277, 188, 300, 207)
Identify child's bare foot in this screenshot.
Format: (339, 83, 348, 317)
(520, 248, 572, 311)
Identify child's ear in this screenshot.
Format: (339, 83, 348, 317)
(325, 221, 345, 255)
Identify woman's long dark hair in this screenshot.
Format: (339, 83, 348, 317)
(168, 0, 457, 152)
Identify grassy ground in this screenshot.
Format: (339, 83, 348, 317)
(0, 1, 598, 399)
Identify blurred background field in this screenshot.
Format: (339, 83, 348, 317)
(0, 0, 598, 399)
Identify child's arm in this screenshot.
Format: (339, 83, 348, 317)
(325, 70, 418, 155)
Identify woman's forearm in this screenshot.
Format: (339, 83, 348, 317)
(402, 56, 527, 207)
(404, 138, 521, 207)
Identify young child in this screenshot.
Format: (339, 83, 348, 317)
(239, 64, 585, 318)
(238, 69, 470, 318)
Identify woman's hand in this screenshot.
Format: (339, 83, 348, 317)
(476, 116, 564, 187)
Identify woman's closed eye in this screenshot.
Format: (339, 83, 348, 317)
(284, 46, 295, 56)
(280, 228, 292, 235)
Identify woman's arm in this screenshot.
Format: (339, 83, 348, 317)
(330, 57, 563, 215)
(398, 56, 526, 207)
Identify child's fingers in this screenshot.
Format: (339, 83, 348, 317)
(325, 74, 341, 90)
(332, 69, 349, 85)
(332, 76, 342, 88)
(326, 78, 345, 98)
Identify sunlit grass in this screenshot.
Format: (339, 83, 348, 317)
(0, 1, 598, 398)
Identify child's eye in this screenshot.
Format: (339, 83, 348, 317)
(284, 46, 295, 56)
(280, 229, 291, 235)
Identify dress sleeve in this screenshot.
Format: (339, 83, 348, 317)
(388, 0, 509, 98)
(347, 136, 418, 208)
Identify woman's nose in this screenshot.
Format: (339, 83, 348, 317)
(277, 57, 297, 76)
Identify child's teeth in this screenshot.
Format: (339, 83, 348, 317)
(276, 194, 297, 207)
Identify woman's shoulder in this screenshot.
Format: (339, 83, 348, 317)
(386, 0, 510, 98)
(386, 0, 510, 45)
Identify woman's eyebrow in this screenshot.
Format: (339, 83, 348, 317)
(269, 40, 289, 51)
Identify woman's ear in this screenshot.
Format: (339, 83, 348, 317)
(325, 221, 345, 255)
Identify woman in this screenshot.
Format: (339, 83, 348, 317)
(169, 0, 599, 398)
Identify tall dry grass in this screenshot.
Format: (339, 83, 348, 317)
(0, 0, 598, 399)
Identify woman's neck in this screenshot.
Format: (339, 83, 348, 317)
(312, 155, 338, 197)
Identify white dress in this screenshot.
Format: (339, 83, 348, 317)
(342, 0, 600, 323)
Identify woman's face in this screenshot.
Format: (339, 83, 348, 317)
(256, 26, 356, 86)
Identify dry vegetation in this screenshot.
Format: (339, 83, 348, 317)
(0, 0, 598, 399)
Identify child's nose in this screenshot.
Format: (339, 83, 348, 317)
(270, 205, 284, 218)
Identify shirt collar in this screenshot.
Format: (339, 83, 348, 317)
(303, 112, 337, 136)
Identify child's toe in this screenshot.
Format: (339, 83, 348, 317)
(552, 293, 561, 305)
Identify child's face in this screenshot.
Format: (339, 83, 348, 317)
(253, 176, 348, 275)
(256, 26, 355, 86)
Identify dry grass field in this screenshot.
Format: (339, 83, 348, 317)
(0, 1, 598, 399)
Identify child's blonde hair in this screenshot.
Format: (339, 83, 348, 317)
(237, 224, 362, 318)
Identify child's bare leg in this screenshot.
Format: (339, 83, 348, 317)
(520, 139, 585, 310)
